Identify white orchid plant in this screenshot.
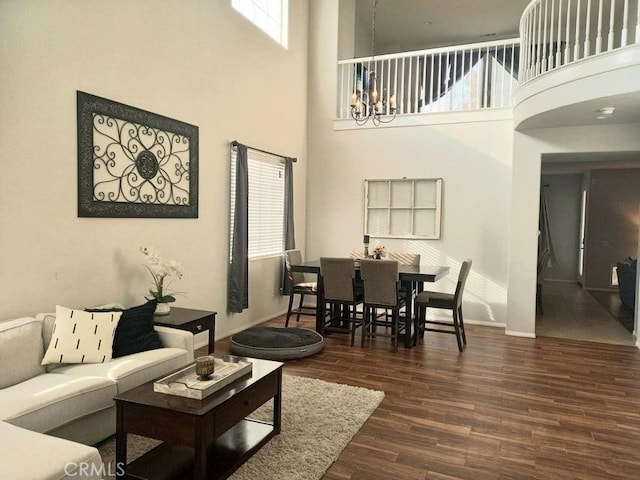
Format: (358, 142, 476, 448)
(140, 246, 184, 303)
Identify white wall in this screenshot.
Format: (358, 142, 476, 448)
(0, 0, 309, 340)
(309, 0, 513, 328)
(509, 123, 640, 336)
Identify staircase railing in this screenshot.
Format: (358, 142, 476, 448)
(520, 0, 640, 83)
(336, 38, 521, 121)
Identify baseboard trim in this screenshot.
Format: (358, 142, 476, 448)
(505, 330, 536, 338)
(464, 319, 506, 328)
(584, 287, 619, 292)
(545, 279, 579, 284)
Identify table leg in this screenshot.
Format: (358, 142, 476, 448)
(208, 319, 215, 354)
(402, 280, 413, 349)
(194, 424, 207, 480)
(273, 370, 282, 434)
(316, 275, 325, 335)
(115, 403, 127, 479)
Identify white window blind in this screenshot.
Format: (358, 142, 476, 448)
(230, 149, 285, 259)
(231, 0, 289, 48)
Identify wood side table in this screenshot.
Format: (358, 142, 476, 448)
(154, 307, 217, 354)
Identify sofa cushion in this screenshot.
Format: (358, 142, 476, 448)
(0, 317, 45, 388)
(0, 420, 103, 480)
(0, 373, 116, 433)
(42, 306, 122, 366)
(87, 300, 163, 358)
(51, 347, 189, 393)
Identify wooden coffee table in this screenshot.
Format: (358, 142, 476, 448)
(114, 357, 283, 479)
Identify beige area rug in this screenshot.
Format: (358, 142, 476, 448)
(97, 375, 384, 479)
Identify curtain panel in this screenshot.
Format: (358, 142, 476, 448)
(228, 143, 249, 313)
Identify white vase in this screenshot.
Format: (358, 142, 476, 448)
(155, 302, 171, 316)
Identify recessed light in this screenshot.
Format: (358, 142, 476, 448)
(596, 106, 615, 115)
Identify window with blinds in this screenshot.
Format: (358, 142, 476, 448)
(230, 149, 285, 259)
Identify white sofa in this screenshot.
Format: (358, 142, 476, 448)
(0, 312, 194, 479)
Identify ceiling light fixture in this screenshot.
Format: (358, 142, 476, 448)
(350, 0, 396, 126)
(595, 106, 615, 119)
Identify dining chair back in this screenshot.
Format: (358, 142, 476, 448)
(414, 259, 472, 352)
(320, 257, 362, 346)
(359, 259, 404, 351)
(320, 258, 357, 302)
(284, 249, 318, 327)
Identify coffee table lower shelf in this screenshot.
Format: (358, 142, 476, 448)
(124, 419, 275, 480)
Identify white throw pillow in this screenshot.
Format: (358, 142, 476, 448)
(41, 305, 122, 366)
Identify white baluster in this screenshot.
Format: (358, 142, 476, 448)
(386, 58, 391, 113)
(595, 0, 603, 54)
(483, 46, 489, 107)
(543, 0, 549, 72)
(556, 0, 563, 67)
(565, 0, 572, 62)
(584, 0, 592, 56)
(429, 54, 435, 107)
(575, 0, 582, 60)
(476, 48, 481, 106)
(414, 55, 420, 113)
(421, 55, 427, 112)
(400, 57, 405, 114)
(510, 42, 516, 102)
(637, 0, 640, 44)
(536, 1, 542, 75)
(608, 0, 616, 50)
(460, 48, 466, 109)
(621, 0, 629, 46)
(550, 0, 556, 68)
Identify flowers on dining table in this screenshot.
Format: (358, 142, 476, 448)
(140, 246, 184, 303)
(372, 244, 386, 258)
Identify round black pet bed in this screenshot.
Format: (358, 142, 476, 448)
(229, 327, 324, 360)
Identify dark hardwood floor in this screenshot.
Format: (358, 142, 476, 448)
(206, 314, 640, 479)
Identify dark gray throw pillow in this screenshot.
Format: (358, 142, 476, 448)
(87, 300, 163, 358)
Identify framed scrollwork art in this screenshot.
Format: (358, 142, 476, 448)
(77, 91, 198, 218)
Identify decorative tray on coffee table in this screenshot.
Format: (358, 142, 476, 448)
(154, 355, 252, 400)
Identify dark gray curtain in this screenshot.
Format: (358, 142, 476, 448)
(281, 157, 296, 295)
(228, 143, 249, 313)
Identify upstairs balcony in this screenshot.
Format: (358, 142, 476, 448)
(335, 0, 640, 130)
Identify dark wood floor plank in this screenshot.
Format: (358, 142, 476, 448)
(205, 315, 640, 479)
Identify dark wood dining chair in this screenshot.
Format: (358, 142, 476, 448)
(320, 257, 363, 347)
(284, 249, 318, 327)
(414, 259, 472, 352)
(360, 259, 405, 352)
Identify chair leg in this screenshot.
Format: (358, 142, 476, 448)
(458, 306, 467, 345)
(296, 293, 305, 323)
(361, 307, 368, 347)
(285, 294, 295, 327)
(392, 309, 399, 352)
(452, 308, 463, 352)
(350, 305, 357, 347)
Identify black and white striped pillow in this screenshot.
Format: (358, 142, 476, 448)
(41, 305, 122, 365)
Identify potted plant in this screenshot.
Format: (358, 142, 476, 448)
(140, 246, 184, 315)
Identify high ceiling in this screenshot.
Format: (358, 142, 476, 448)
(356, 0, 533, 54)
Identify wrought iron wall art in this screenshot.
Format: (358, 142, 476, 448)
(77, 91, 198, 218)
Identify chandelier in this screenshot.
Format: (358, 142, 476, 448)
(350, 0, 396, 126)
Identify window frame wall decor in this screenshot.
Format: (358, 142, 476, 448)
(77, 91, 198, 218)
(364, 178, 443, 240)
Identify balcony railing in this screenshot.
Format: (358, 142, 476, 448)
(520, 0, 640, 82)
(336, 38, 520, 121)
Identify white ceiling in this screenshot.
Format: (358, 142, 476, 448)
(356, 0, 532, 53)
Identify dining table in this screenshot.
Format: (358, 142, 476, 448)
(290, 260, 450, 348)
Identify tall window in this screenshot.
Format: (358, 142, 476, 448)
(232, 0, 289, 48)
(230, 150, 285, 259)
